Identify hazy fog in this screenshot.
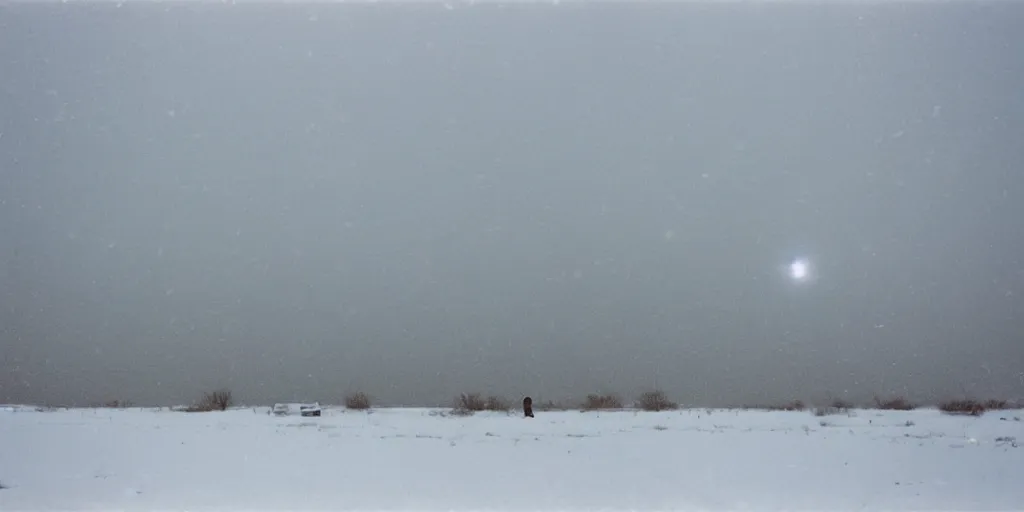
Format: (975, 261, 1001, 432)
(1, 1, 1022, 408)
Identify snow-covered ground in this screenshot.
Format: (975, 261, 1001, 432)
(1, 405, 1022, 511)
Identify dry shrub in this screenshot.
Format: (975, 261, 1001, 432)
(451, 393, 508, 415)
(345, 392, 372, 410)
(743, 400, 806, 411)
(636, 390, 678, 411)
(831, 399, 854, 410)
(484, 395, 510, 411)
(536, 400, 567, 411)
(102, 400, 133, 409)
(940, 399, 986, 416)
(582, 393, 623, 411)
(983, 399, 1012, 410)
(874, 396, 916, 411)
(456, 393, 486, 412)
(185, 389, 232, 412)
(939, 399, 1011, 416)
(783, 400, 806, 411)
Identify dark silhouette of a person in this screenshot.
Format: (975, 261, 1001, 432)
(522, 396, 534, 418)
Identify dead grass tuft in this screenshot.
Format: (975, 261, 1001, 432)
(831, 398, 854, 410)
(982, 399, 1013, 410)
(484, 395, 510, 411)
(636, 390, 679, 411)
(184, 389, 232, 412)
(102, 400, 133, 409)
(939, 399, 986, 416)
(536, 400, 568, 411)
(451, 393, 509, 415)
(743, 400, 807, 411)
(939, 399, 1013, 417)
(784, 400, 806, 411)
(345, 392, 372, 410)
(458, 392, 487, 412)
(873, 395, 916, 411)
(581, 394, 623, 411)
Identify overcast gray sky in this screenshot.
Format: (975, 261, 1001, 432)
(1, 1, 1022, 408)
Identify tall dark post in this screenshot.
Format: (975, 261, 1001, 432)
(522, 396, 534, 418)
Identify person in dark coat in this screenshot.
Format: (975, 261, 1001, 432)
(522, 396, 534, 418)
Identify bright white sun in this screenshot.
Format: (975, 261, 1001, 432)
(789, 258, 811, 282)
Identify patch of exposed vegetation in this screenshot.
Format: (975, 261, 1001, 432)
(581, 394, 623, 411)
(636, 390, 678, 411)
(184, 389, 232, 412)
(939, 399, 1013, 417)
(345, 392, 372, 410)
(97, 400, 134, 409)
(536, 400, 568, 411)
(451, 393, 509, 416)
(873, 396, 916, 411)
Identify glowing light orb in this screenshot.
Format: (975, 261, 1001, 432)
(789, 258, 811, 282)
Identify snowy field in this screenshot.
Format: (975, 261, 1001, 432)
(1, 405, 1022, 511)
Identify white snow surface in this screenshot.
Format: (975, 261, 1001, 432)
(1, 406, 1022, 511)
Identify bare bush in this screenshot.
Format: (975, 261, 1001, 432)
(484, 395, 510, 411)
(874, 396, 916, 411)
(102, 400, 133, 409)
(582, 393, 623, 411)
(784, 400, 806, 411)
(451, 393, 508, 415)
(743, 400, 806, 411)
(345, 392, 372, 410)
(536, 400, 568, 411)
(983, 399, 1012, 410)
(207, 390, 233, 410)
(185, 389, 232, 412)
(939, 399, 1011, 416)
(831, 399, 854, 410)
(456, 393, 486, 412)
(940, 399, 986, 416)
(636, 390, 678, 411)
